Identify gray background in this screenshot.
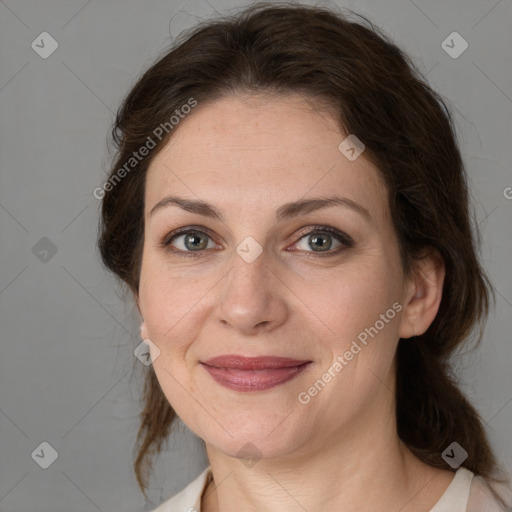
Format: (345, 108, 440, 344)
(0, 0, 511, 510)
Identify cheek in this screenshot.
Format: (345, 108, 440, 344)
(138, 258, 211, 413)
(137, 253, 212, 352)
(138, 254, 243, 397)
(300, 259, 403, 348)
(296, 263, 403, 414)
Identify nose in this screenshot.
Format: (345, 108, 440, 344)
(217, 247, 289, 336)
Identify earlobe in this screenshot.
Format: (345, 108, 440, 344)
(135, 293, 147, 339)
(140, 320, 149, 340)
(398, 251, 445, 340)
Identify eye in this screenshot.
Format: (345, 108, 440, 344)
(162, 228, 218, 256)
(292, 226, 354, 255)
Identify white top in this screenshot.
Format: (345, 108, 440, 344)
(151, 465, 512, 512)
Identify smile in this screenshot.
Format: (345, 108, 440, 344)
(200, 355, 312, 392)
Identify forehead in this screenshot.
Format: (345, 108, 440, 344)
(145, 93, 388, 220)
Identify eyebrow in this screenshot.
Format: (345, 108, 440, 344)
(149, 195, 371, 223)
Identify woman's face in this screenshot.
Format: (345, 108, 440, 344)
(138, 92, 417, 461)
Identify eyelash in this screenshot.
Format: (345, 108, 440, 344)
(161, 225, 354, 258)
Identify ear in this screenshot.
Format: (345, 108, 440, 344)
(134, 292, 147, 338)
(398, 249, 445, 339)
(140, 320, 149, 341)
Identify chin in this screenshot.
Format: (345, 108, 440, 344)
(199, 414, 315, 464)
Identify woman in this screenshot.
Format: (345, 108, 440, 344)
(98, 2, 512, 511)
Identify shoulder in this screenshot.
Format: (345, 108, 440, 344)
(430, 467, 511, 512)
(150, 466, 212, 512)
(466, 474, 512, 512)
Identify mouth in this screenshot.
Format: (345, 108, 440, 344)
(200, 355, 312, 392)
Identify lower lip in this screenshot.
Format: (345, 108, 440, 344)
(201, 363, 312, 392)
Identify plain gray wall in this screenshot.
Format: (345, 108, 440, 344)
(1, 0, 511, 510)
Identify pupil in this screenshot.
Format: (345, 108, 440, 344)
(310, 234, 331, 251)
(186, 233, 207, 250)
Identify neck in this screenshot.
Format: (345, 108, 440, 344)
(201, 384, 454, 512)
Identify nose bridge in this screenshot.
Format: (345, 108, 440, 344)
(224, 240, 269, 305)
(218, 238, 286, 333)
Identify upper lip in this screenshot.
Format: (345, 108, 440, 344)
(201, 355, 311, 370)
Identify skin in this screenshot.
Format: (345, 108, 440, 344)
(138, 92, 454, 511)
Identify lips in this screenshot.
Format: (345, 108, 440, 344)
(200, 355, 312, 392)
(202, 355, 311, 369)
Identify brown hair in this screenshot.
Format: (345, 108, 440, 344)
(97, 1, 508, 501)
